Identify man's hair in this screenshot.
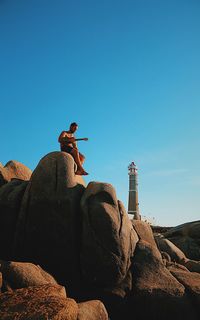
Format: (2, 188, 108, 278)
(70, 122, 78, 127)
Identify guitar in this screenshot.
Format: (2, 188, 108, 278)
(75, 138, 88, 141)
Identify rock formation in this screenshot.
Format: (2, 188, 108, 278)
(0, 151, 200, 319)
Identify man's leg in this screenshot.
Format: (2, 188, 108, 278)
(71, 149, 88, 175)
(79, 152, 85, 165)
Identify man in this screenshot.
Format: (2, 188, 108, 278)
(58, 122, 89, 175)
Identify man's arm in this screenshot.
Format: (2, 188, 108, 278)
(58, 131, 76, 144)
(58, 131, 88, 144)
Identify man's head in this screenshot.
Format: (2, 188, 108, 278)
(69, 122, 78, 133)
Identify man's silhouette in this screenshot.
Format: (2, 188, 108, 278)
(58, 122, 88, 175)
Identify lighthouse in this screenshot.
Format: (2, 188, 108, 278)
(128, 161, 140, 220)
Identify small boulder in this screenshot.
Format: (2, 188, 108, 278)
(0, 260, 58, 292)
(78, 300, 108, 320)
(0, 160, 32, 187)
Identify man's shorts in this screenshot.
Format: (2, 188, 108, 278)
(61, 146, 73, 154)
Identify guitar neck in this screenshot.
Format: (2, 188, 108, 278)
(75, 138, 85, 141)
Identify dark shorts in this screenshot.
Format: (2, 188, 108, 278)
(61, 146, 73, 154)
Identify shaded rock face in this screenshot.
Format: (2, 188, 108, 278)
(0, 179, 28, 260)
(164, 220, 200, 260)
(0, 160, 32, 187)
(13, 152, 86, 295)
(80, 182, 138, 297)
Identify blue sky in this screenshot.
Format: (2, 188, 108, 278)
(0, 0, 199, 226)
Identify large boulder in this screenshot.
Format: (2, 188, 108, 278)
(12, 152, 86, 296)
(131, 239, 184, 295)
(0, 179, 28, 260)
(0, 284, 78, 320)
(0, 160, 32, 187)
(164, 220, 200, 260)
(80, 181, 138, 297)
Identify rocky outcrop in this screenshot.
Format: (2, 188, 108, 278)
(0, 152, 200, 319)
(0, 160, 32, 187)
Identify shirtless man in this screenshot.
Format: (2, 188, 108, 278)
(58, 122, 88, 175)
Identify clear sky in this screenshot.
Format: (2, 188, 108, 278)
(0, 0, 200, 226)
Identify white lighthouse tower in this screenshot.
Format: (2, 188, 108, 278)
(128, 161, 140, 220)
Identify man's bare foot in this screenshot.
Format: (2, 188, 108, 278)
(82, 171, 88, 175)
(76, 169, 89, 175)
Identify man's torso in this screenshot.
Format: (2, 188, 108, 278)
(60, 131, 77, 148)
